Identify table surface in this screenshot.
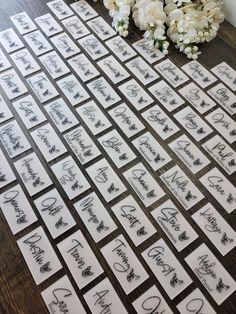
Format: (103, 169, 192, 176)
(0, 1, 235, 313)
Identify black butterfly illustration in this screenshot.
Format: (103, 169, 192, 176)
(221, 232, 234, 245)
(227, 193, 235, 204)
(49, 26, 56, 32)
(42, 89, 52, 96)
(193, 158, 203, 166)
(178, 231, 189, 241)
(40, 262, 52, 273)
(96, 220, 109, 233)
(137, 226, 148, 236)
(55, 67, 62, 73)
(154, 154, 164, 163)
(95, 120, 105, 128)
(84, 149, 93, 157)
(127, 268, 140, 282)
(119, 153, 128, 160)
(38, 44, 46, 50)
(95, 49, 101, 55)
(228, 159, 236, 167)
(84, 69, 92, 76)
(0, 112, 5, 118)
(115, 71, 123, 78)
(147, 189, 156, 198)
(29, 115, 38, 122)
(185, 191, 197, 201)
(203, 77, 210, 82)
(230, 129, 236, 136)
(138, 97, 147, 104)
(197, 127, 206, 134)
(9, 41, 17, 47)
(107, 183, 119, 193)
(74, 92, 82, 99)
(216, 278, 230, 293)
(231, 102, 236, 109)
(200, 100, 209, 107)
(174, 75, 182, 82)
(55, 217, 68, 229)
(62, 117, 72, 125)
(12, 87, 20, 93)
(170, 273, 184, 287)
(0, 174, 6, 182)
(163, 125, 173, 133)
(129, 124, 137, 130)
(71, 180, 83, 190)
(105, 94, 114, 102)
(66, 47, 73, 53)
(17, 215, 27, 224)
(33, 177, 44, 187)
(25, 63, 33, 71)
(13, 142, 23, 150)
(169, 99, 177, 105)
(82, 266, 93, 277)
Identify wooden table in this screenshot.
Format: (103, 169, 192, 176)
(0, 1, 235, 313)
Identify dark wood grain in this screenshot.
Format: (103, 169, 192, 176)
(0, 1, 236, 314)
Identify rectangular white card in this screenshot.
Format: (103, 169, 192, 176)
(106, 35, 137, 62)
(0, 48, 12, 72)
(76, 100, 112, 135)
(0, 68, 28, 100)
(185, 243, 236, 305)
(47, 0, 74, 20)
(51, 155, 90, 200)
(123, 162, 165, 207)
(70, 0, 98, 21)
(68, 54, 99, 82)
(142, 104, 180, 140)
(87, 16, 116, 41)
(10, 12, 37, 35)
(35, 13, 63, 37)
(14, 152, 52, 196)
(111, 195, 156, 246)
(39, 51, 70, 79)
(142, 238, 192, 299)
(87, 77, 121, 109)
(62, 15, 90, 39)
(51, 32, 80, 58)
(74, 192, 117, 243)
(132, 39, 164, 64)
(211, 62, 236, 91)
(98, 129, 136, 168)
(205, 108, 236, 144)
(24, 30, 52, 56)
(34, 188, 76, 239)
(57, 229, 103, 289)
(174, 106, 213, 141)
(0, 120, 31, 158)
(10, 48, 41, 77)
(192, 203, 236, 256)
(160, 165, 204, 210)
(0, 149, 16, 188)
(132, 132, 172, 170)
(155, 59, 189, 87)
(12, 95, 46, 129)
(78, 34, 109, 60)
(169, 134, 210, 174)
(87, 158, 126, 202)
(41, 275, 86, 314)
(17, 226, 62, 285)
(0, 28, 24, 53)
(27, 72, 59, 103)
(57, 74, 90, 106)
(0, 95, 13, 124)
(199, 167, 236, 214)
(203, 135, 236, 175)
(64, 125, 101, 164)
(119, 79, 154, 111)
(0, 184, 37, 234)
(101, 234, 149, 294)
(152, 199, 198, 251)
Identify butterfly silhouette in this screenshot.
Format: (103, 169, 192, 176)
(17, 215, 27, 224)
(49, 145, 59, 154)
(178, 231, 189, 241)
(0, 112, 5, 118)
(33, 177, 44, 187)
(84, 149, 93, 157)
(154, 154, 164, 163)
(231, 102, 236, 109)
(138, 97, 147, 104)
(137, 226, 148, 236)
(55, 217, 68, 229)
(129, 124, 137, 130)
(227, 193, 235, 204)
(230, 129, 236, 136)
(228, 159, 236, 167)
(127, 268, 140, 282)
(95, 120, 105, 128)
(40, 262, 51, 273)
(216, 278, 230, 293)
(221, 232, 234, 245)
(108, 183, 119, 193)
(197, 127, 206, 134)
(147, 189, 156, 198)
(185, 191, 197, 201)
(119, 153, 128, 160)
(96, 220, 109, 233)
(193, 158, 203, 166)
(0, 174, 6, 182)
(200, 100, 209, 107)
(82, 266, 93, 277)
(170, 273, 183, 287)
(163, 125, 173, 133)
(71, 180, 83, 190)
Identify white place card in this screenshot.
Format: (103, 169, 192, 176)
(57, 74, 90, 106)
(109, 103, 145, 138)
(169, 134, 210, 174)
(57, 229, 103, 289)
(0, 48, 12, 72)
(64, 125, 101, 164)
(27, 72, 59, 103)
(119, 79, 154, 111)
(74, 192, 117, 243)
(0, 149, 16, 188)
(0, 28, 24, 53)
(155, 59, 189, 88)
(111, 195, 156, 246)
(177, 288, 216, 314)
(14, 152, 52, 196)
(10, 48, 41, 77)
(205, 108, 236, 144)
(68, 54, 99, 82)
(76, 100, 112, 135)
(132, 285, 174, 314)
(101, 234, 149, 294)
(51, 155, 90, 200)
(185, 243, 236, 305)
(47, 0, 74, 20)
(97, 55, 130, 84)
(0, 95, 13, 124)
(24, 30, 52, 56)
(98, 129, 136, 168)
(0, 68, 28, 100)
(106, 35, 137, 62)
(51, 32, 80, 58)
(31, 123, 67, 162)
(132, 132, 172, 170)
(35, 13, 63, 37)
(0, 120, 31, 158)
(132, 39, 164, 64)
(125, 56, 159, 86)
(179, 82, 216, 114)
(0, 184, 37, 234)
(62, 15, 90, 39)
(203, 135, 236, 175)
(199, 167, 236, 214)
(87, 16, 116, 41)
(34, 188, 76, 239)
(13, 95, 46, 129)
(211, 62, 236, 91)
(160, 165, 204, 210)
(87, 158, 126, 203)
(192, 203, 236, 256)
(174, 106, 213, 142)
(70, 0, 98, 21)
(142, 104, 180, 140)
(149, 80, 185, 112)
(83, 277, 127, 314)
(10, 12, 37, 35)
(123, 162, 165, 207)
(17, 226, 62, 285)
(142, 238, 192, 299)
(87, 77, 121, 109)
(39, 51, 70, 79)
(41, 275, 86, 314)
(207, 83, 236, 116)
(152, 199, 198, 251)
(182, 60, 217, 88)
(45, 98, 78, 133)
(78, 34, 109, 60)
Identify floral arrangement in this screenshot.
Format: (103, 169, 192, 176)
(101, 0, 225, 59)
